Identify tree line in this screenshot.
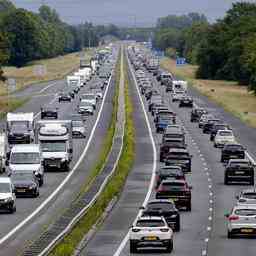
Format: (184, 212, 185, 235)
(154, 2, 256, 92)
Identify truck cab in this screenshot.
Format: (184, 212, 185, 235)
(36, 121, 73, 172)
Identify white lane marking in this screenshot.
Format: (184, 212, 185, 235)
(202, 250, 207, 256)
(0, 74, 113, 245)
(205, 238, 209, 242)
(207, 226, 212, 231)
(39, 82, 58, 93)
(113, 53, 157, 256)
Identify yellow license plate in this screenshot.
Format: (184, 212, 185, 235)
(145, 236, 157, 241)
(17, 189, 26, 193)
(241, 229, 253, 233)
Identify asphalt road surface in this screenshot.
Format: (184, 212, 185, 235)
(0, 64, 117, 256)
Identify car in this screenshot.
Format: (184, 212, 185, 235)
(68, 91, 75, 99)
(93, 89, 103, 101)
(142, 200, 180, 231)
(236, 188, 256, 206)
(179, 96, 193, 107)
(224, 159, 254, 185)
(151, 104, 167, 116)
(155, 113, 176, 133)
(190, 108, 208, 122)
(72, 120, 86, 138)
(198, 114, 214, 129)
(214, 130, 236, 148)
(145, 89, 159, 101)
(172, 91, 185, 102)
(41, 107, 58, 120)
(148, 95, 162, 112)
(225, 205, 256, 238)
(160, 73, 173, 86)
(77, 102, 94, 115)
(155, 166, 185, 188)
(156, 179, 192, 211)
(210, 123, 231, 141)
(11, 172, 39, 197)
(203, 119, 221, 134)
(129, 216, 173, 253)
(165, 148, 192, 173)
(58, 92, 72, 102)
(221, 143, 246, 162)
(0, 177, 16, 213)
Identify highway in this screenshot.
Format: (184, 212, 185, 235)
(82, 47, 256, 256)
(0, 59, 117, 256)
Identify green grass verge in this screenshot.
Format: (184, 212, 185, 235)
(49, 51, 135, 256)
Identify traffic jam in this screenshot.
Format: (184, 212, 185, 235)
(127, 44, 256, 253)
(0, 46, 116, 214)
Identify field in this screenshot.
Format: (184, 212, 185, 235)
(161, 58, 256, 128)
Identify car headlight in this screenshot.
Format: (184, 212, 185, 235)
(61, 157, 68, 162)
(4, 197, 13, 203)
(29, 184, 37, 190)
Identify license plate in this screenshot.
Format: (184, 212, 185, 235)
(171, 198, 178, 201)
(145, 236, 157, 241)
(241, 229, 253, 233)
(236, 171, 245, 174)
(17, 189, 26, 193)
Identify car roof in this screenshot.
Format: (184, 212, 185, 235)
(147, 199, 174, 205)
(159, 165, 182, 170)
(11, 144, 40, 153)
(233, 205, 256, 210)
(229, 159, 249, 163)
(241, 188, 256, 194)
(0, 177, 11, 183)
(137, 216, 163, 221)
(162, 179, 186, 184)
(169, 148, 188, 153)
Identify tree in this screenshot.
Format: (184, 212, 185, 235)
(0, 32, 9, 80)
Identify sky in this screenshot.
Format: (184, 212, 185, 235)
(10, 0, 253, 27)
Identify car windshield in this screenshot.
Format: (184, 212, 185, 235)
(72, 121, 84, 127)
(147, 202, 175, 211)
(0, 183, 11, 193)
(136, 219, 165, 227)
(12, 174, 34, 182)
(168, 152, 189, 158)
(10, 124, 28, 133)
(162, 182, 186, 191)
(80, 101, 92, 107)
(226, 145, 243, 151)
(243, 193, 256, 199)
(234, 209, 256, 216)
(82, 95, 95, 100)
(219, 131, 233, 136)
(159, 168, 181, 176)
(10, 152, 40, 164)
(230, 161, 249, 168)
(41, 141, 66, 152)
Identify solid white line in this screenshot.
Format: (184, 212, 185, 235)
(39, 82, 58, 93)
(113, 51, 157, 256)
(0, 73, 113, 246)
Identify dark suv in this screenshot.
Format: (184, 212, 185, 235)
(221, 143, 245, 162)
(41, 107, 58, 119)
(224, 159, 254, 185)
(156, 179, 192, 211)
(210, 123, 230, 141)
(179, 96, 193, 108)
(142, 200, 181, 231)
(203, 119, 221, 134)
(190, 108, 207, 122)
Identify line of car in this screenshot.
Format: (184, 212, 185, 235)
(0, 48, 117, 215)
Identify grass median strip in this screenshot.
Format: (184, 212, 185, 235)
(161, 57, 256, 128)
(49, 51, 135, 256)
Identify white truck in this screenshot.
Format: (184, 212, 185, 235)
(6, 112, 34, 145)
(67, 75, 81, 93)
(79, 67, 92, 81)
(35, 120, 73, 172)
(74, 71, 86, 87)
(0, 133, 8, 173)
(7, 144, 44, 186)
(90, 58, 99, 75)
(172, 80, 188, 93)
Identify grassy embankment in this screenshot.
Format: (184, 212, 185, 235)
(49, 52, 135, 256)
(0, 51, 91, 116)
(161, 58, 256, 128)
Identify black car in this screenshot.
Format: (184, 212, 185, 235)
(7, 123, 32, 144)
(142, 200, 181, 231)
(155, 166, 185, 189)
(210, 123, 230, 141)
(165, 148, 192, 173)
(145, 89, 159, 101)
(221, 143, 245, 162)
(224, 159, 254, 185)
(179, 96, 193, 107)
(190, 108, 207, 122)
(58, 92, 72, 102)
(41, 107, 58, 119)
(203, 119, 221, 134)
(68, 91, 75, 99)
(11, 173, 39, 197)
(156, 179, 192, 211)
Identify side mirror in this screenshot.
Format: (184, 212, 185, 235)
(189, 185, 193, 190)
(235, 195, 239, 200)
(224, 213, 230, 218)
(69, 148, 73, 154)
(8, 172, 11, 177)
(5, 160, 9, 166)
(190, 155, 193, 158)
(139, 206, 145, 210)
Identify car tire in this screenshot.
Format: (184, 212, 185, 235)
(166, 239, 173, 253)
(39, 178, 44, 187)
(130, 241, 137, 254)
(9, 205, 16, 214)
(175, 218, 180, 231)
(228, 230, 233, 239)
(250, 177, 254, 185)
(224, 176, 229, 185)
(221, 156, 224, 162)
(187, 202, 191, 211)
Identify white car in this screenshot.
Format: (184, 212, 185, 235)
(225, 205, 256, 238)
(77, 102, 94, 115)
(72, 120, 86, 138)
(236, 189, 256, 206)
(129, 216, 173, 253)
(0, 177, 16, 213)
(214, 130, 235, 148)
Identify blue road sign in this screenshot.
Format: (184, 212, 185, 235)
(176, 57, 186, 66)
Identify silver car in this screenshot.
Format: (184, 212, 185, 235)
(236, 189, 256, 206)
(72, 120, 86, 138)
(225, 205, 256, 238)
